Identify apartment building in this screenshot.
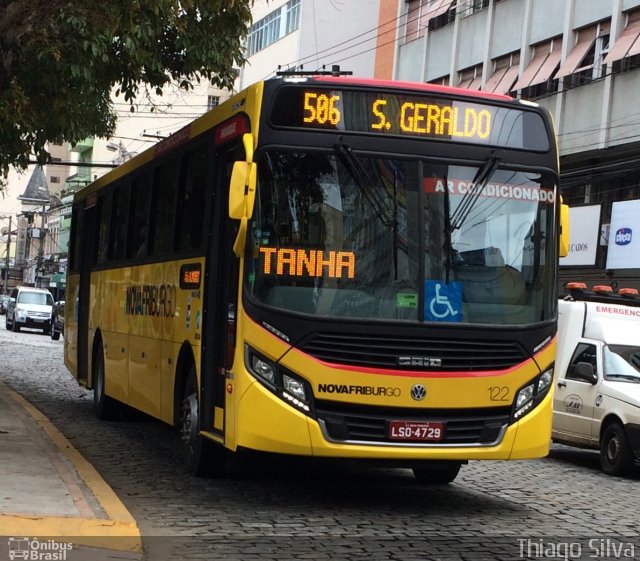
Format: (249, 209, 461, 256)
(378, 0, 640, 289)
(237, 0, 381, 89)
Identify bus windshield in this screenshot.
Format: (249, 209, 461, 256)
(245, 149, 557, 325)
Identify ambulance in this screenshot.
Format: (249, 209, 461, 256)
(553, 283, 640, 476)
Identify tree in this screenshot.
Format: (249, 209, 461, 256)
(0, 0, 253, 188)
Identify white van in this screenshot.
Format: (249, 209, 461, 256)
(553, 283, 640, 476)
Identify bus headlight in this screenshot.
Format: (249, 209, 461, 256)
(250, 353, 276, 385)
(512, 367, 554, 421)
(245, 345, 313, 415)
(283, 374, 307, 401)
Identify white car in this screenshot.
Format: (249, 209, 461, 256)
(5, 286, 54, 334)
(552, 285, 640, 476)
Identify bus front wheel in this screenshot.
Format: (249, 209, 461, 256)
(412, 461, 462, 484)
(178, 366, 224, 477)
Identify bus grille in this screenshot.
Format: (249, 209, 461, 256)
(299, 333, 527, 371)
(315, 402, 511, 445)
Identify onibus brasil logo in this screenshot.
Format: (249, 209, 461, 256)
(7, 538, 72, 560)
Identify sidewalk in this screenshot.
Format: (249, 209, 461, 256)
(0, 381, 142, 560)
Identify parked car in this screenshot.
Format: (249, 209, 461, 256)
(50, 300, 65, 340)
(0, 295, 9, 315)
(5, 286, 54, 334)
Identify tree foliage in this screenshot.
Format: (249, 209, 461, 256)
(0, 0, 253, 187)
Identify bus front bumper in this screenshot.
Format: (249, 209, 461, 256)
(233, 380, 552, 461)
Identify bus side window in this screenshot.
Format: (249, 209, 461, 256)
(127, 173, 151, 259)
(176, 145, 208, 252)
(69, 206, 84, 273)
(109, 183, 130, 261)
(149, 159, 179, 257)
(97, 193, 112, 265)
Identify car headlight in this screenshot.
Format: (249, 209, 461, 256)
(512, 367, 554, 421)
(245, 345, 312, 415)
(15, 307, 27, 319)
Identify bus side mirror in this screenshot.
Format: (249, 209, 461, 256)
(559, 200, 570, 258)
(229, 161, 257, 219)
(229, 133, 257, 220)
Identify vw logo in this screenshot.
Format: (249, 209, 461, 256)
(411, 384, 427, 401)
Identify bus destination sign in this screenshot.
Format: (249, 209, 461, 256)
(270, 86, 550, 151)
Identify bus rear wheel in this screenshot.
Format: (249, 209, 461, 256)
(178, 366, 224, 477)
(93, 342, 118, 420)
(412, 461, 462, 484)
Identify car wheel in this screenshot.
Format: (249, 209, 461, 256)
(11, 317, 20, 332)
(600, 422, 634, 476)
(178, 365, 225, 477)
(51, 325, 60, 340)
(93, 341, 118, 420)
(5, 316, 10, 330)
(413, 461, 462, 484)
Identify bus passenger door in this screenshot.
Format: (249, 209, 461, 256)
(200, 143, 243, 441)
(77, 200, 98, 384)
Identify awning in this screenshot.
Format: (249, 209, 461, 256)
(512, 47, 548, 90)
(50, 272, 66, 286)
(484, 66, 508, 92)
(530, 47, 561, 86)
(457, 71, 482, 90)
(604, 11, 640, 64)
(484, 54, 520, 94)
(467, 75, 482, 90)
(494, 65, 520, 93)
(428, 0, 455, 21)
(555, 28, 597, 78)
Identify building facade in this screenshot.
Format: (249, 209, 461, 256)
(237, 0, 382, 89)
(380, 0, 640, 291)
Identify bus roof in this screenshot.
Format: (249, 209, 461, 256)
(307, 75, 515, 102)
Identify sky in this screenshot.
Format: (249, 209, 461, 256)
(0, 166, 33, 218)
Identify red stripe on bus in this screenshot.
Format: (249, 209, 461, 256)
(311, 76, 512, 102)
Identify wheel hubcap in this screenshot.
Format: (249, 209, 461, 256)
(606, 435, 620, 463)
(180, 393, 199, 447)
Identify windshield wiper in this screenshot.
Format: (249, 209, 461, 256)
(335, 143, 395, 227)
(449, 152, 503, 233)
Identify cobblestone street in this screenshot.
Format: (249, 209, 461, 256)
(1, 326, 639, 560)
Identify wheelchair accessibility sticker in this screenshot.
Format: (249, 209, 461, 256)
(424, 281, 462, 322)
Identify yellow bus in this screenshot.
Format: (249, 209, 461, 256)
(65, 73, 569, 483)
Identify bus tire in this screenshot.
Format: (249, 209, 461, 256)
(93, 341, 118, 420)
(600, 422, 634, 476)
(178, 366, 224, 477)
(412, 461, 462, 484)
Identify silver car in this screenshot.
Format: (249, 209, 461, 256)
(5, 286, 54, 334)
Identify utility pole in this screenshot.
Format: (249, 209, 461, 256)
(37, 204, 45, 288)
(3, 215, 11, 294)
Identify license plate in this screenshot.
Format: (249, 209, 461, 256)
(32, 318, 44, 323)
(388, 420, 444, 442)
